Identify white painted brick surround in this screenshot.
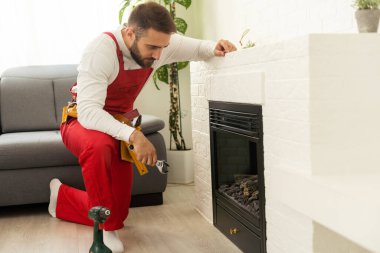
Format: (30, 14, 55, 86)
(190, 34, 380, 253)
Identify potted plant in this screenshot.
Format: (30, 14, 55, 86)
(353, 0, 380, 32)
(120, 0, 194, 183)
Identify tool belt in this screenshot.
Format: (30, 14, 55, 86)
(61, 102, 149, 176)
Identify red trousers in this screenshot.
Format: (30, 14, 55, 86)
(58, 119, 133, 231)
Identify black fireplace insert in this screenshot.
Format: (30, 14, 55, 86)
(209, 101, 266, 253)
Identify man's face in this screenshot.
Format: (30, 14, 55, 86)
(130, 28, 171, 68)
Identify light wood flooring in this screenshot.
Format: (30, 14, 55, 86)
(0, 184, 242, 253)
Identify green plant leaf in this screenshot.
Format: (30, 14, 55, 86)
(119, 0, 131, 24)
(177, 61, 189, 71)
(175, 0, 191, 9)
(155, 65, 169, 85)
(354, 0, 380, 9)
(152, 71, 160, 90)
(174, 17, 187, 34)
(163, 0, 173, 5)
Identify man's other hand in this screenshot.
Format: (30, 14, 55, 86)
(214, 39, 237, 56)
(129, 130, 157, 166)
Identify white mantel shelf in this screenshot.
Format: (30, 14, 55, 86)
(269, 170, 380, 253)
(190, 34, 380, 253)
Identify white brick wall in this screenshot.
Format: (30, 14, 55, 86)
(190, 34, 380, 253)
(196, 0, 357, 46)
(191, 37, 314, 252)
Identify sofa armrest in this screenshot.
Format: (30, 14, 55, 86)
(140, 114, 165, 135)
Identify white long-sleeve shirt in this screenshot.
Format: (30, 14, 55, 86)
(76, 25, 216, 142)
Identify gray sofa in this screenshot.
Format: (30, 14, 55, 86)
(0, 65, 167, 207)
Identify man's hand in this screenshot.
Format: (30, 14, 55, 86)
(129, 130, 157, 166)
(214, 39, 237, 56)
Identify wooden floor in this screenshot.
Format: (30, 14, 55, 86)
(0, 184, 242, 253)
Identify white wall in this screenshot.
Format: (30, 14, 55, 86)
(193, 0, 357, 45)
(135, 70, 194, 149)
(0, 0, 121, 74)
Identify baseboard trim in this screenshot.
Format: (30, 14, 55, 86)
(130, 192, 163, 207)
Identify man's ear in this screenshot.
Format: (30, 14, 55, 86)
(124, 26, 135, 41)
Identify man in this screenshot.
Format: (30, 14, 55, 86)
(48, 2, 236, 252)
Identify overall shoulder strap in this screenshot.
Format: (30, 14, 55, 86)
(103, 32, 123, 64)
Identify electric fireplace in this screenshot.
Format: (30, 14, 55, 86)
(209, 101, 266, 253)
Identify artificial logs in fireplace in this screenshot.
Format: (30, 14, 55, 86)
(209, 101, 266, 253)
(218, 174, 260, 219)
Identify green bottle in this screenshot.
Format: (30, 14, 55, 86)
(88, 206, 112, 253)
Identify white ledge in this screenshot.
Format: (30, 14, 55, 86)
(270, 170, 380, 253)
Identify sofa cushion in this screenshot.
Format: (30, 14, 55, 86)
(0, 131, 78, 170)
(0, 77, 57, 133)
(0, 114, 163, 171)
(0, 65, 78, 133)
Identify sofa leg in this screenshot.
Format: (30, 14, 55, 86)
(130, 193, 163, 207)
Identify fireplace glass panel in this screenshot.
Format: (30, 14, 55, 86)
(214, 130, 260, 219)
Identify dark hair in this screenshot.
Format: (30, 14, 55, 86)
(128, 2, 176, 35)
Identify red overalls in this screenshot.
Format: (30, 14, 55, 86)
(58, 32, 153, 231)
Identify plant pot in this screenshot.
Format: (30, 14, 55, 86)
(166, 149, 194, 184)
(355, 9, 380, 33)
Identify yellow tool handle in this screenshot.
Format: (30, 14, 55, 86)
(61, 105, 78, 123)
(120, 125, 148, 176)
(126, 144, 148, 176)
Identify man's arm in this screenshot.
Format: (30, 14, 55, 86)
(160, 33, 237, 65)
(161, 33, 216, 64)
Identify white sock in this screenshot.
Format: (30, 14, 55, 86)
(48, 178, 62, 218)
(104, 230, 124, 253)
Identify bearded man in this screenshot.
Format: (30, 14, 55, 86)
(48, 2, 236, 252)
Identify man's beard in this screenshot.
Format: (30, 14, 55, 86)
(130, 41, 155, 68)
